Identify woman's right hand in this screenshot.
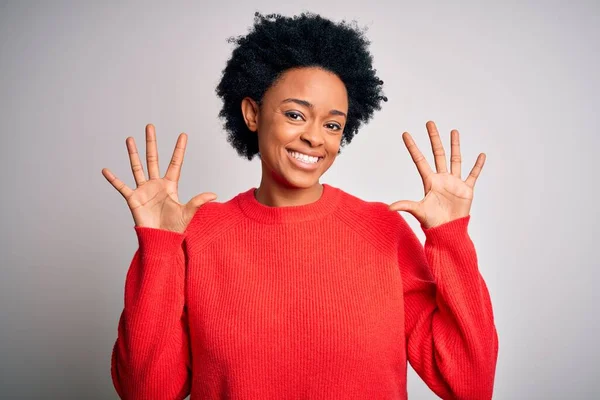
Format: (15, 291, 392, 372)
(102, 124, 217, 233)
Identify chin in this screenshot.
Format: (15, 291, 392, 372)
(271, 169, 321, 190)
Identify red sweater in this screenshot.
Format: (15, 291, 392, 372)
(111, 183, 498, 399)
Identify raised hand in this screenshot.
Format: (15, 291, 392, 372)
(102, 124, 217, 233)
(388, 121, 486, 229)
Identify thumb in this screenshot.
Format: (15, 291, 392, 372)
(186, 192, 218, 211)
(388, 200, 418, 214)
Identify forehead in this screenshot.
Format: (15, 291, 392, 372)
(265, 67, 348, 110)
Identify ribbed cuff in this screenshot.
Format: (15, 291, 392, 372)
(134, 226, 185, 258)
(421, 215, 479, 282)
(421, 215, 471, 247)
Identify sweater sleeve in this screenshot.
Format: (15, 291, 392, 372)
(398, 214, 498, 399)
(111, 226, 191, 400)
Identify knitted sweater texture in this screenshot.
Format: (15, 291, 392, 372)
(111, 184, 498, 399)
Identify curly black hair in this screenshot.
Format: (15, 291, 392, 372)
(215, 11, 387, 160)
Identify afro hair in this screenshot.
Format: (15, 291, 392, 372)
(215, 11, 387, 160)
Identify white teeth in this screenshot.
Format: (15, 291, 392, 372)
(289, 151, 320, 164)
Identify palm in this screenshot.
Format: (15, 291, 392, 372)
(389, 121, 485, 229)
(419, 173, 474, 228)
(102, 124, 217, 233)
(127, 178, 185, 232)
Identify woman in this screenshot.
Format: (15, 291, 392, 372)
(102, 12, 498, 400)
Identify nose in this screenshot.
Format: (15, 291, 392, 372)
(300, 122, 325, 147)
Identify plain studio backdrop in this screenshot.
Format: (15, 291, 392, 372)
(0, 1, 598, 399)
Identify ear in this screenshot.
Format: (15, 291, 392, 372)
(241, 97, 260, 132)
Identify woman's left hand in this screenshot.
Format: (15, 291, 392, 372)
(388, 121, 486, 229)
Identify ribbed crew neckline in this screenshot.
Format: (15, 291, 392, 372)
(236, 183, 342, 224)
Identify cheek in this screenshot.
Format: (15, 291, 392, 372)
(326, 135, 343, 153)
(256, 127, 294, 167)
(260, 119, 300, 148)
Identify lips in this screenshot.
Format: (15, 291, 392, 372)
(286, 148, 325, 158)
(286, 149, 322, 170)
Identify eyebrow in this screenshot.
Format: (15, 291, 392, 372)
(281, 98, 347, 118)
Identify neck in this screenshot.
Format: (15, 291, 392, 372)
(255, 169, 323, 207)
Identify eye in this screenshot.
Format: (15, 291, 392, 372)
(285, 111, 305, 121)
(325, 123, 342, 131)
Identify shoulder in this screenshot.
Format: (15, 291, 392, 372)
(183, 189, 248, 254)
(334, 186, 404, 227)
(332, 186, 412, 251)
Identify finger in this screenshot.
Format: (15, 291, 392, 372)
(426, 121, 448, 173)
(402, 132, 434, 182)
(188, 192, 218, 209)
(388, 200, 418, 214)
(184, 192, 218, 224)
(450, 129, 461, 178)
(465, 153, 486, 188)
(126, 137, 146, 187)
(102, 168, 134, 199)
(146, 124, 160, 179)
(164, 133, 187, 182)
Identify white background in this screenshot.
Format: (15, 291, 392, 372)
(0, 1, 598, 398)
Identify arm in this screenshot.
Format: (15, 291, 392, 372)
(399, 214, 498, 399)
(111, 226, 191, 400)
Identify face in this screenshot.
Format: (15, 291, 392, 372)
(241, 67, 348, 190)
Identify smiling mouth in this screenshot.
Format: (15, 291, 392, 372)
(287, 149, 323, 165)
